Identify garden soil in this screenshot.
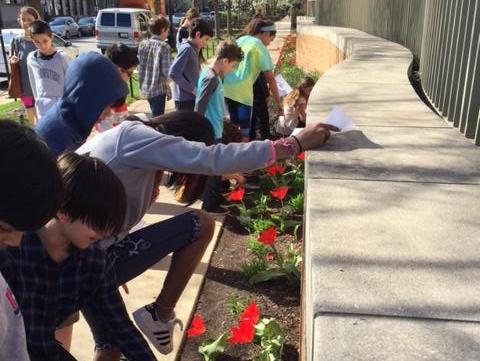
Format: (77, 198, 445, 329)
(180, 213, 300, 361)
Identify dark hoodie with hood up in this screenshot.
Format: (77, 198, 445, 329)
(36, 52, 128, 157)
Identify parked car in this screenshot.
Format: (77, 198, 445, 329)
(0, 28, 79, 77)
(78, 16, 96, 36)
(172, 12, 185, 29)
(199, 11, 214, 24)
(95, 8, 151, 53)
(49, 16, 81, 39)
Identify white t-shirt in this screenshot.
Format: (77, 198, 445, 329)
(0, 271, 30, 361)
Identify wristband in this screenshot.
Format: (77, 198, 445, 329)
(273, 137, 301, 157)
(291, 135, 303, 152)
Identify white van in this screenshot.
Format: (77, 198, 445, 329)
(95, 8, 151, 53)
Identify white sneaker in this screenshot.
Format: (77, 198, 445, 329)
(133, 303, 183, 355)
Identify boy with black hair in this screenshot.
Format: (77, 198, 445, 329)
(169, 18, 213, 111)
(195, 41, 245, 212)
(138, 16, 172, 116)
(106, 42, 140, 82)
(27, 20, 70, 119)
(0, 120, 62, 361)
(1, 152, 159, 361)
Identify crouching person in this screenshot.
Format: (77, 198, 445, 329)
(1, 153, 158, 361)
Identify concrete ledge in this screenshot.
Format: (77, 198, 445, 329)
(300, 24, 480, 361)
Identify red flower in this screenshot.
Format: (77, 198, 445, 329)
(258, 227, 277, 246)
(186, 314, 206, 338)
(266, 252, 275, 262)
(240, 302, 260, 325)
(270, 186, 289, 201)
(297, 152, 305, 161)
(228, 320, 255, 344)
(228, 187, 245, 202)
(264, 164, 286, 176)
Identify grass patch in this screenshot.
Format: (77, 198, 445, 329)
(0, 100, 22, 119)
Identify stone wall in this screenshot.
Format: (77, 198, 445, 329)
(296, 31, 344, 74)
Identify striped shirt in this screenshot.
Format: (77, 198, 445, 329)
(138, 36, 171, 99)
(0, 232, 156, 361)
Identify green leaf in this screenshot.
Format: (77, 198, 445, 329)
(248, 268, 287, 284)
(198, 333, 229, 361)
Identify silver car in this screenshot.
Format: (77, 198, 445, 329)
(49, 16, 81, 39)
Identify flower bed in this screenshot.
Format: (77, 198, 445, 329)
(181, 155, 305, 360)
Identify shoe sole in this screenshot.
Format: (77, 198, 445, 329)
(132, 308, 173, 355)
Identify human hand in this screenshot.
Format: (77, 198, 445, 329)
(9, 55, 19, 64)
(295, 123, 339, 150)
(221, 173, 246, 186)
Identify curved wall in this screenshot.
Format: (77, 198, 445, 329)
(315, 0, 480, 145)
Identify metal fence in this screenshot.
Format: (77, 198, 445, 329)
(315, 0, 480, 145)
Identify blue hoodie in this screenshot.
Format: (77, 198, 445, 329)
(36, 52, 128, 157)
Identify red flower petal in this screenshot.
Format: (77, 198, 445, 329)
(270, 186, 289, 201)
(296, 152, 305, 161)
(228, 187, 245, 202)
(227, 320, 255, 344)
(258, 227, 277, 246)
(186, 314, 206, 338)
(264, 164, 286, 176)
(240, 302, 260, 325)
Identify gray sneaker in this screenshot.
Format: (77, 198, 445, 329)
(133, 303, 183, 355)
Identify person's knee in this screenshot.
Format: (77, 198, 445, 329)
(194, 210, 215, 244)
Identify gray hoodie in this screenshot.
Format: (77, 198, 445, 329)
(77, 121, 274, 241)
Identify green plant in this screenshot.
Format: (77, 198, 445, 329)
(288, 193, 304, 214)
(226, 294, 248, 317)
(241, 258, 268, 281)
(242, 227, 302, 284)
(197, 301, 285, 361)
(254, 318, 285, 361)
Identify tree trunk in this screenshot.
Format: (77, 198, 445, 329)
(68, 0, 75, 17)
(82, 0, 88, 15)
(213, 0, 220, 38)
(76, 0, 82, 16)
(290, 4, 297, 31)
(28, 0, 44, 18)
(191, 0, 200, 10)
(151, 0, 161, 15)
(236, 0, 240, 29)
(227, 0, 232, 37)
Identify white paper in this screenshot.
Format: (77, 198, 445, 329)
(275, 74, 293, 97)
(324, 105, 358, 132)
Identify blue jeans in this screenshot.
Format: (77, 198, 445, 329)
(82, 211, 200, 350)
(148, 94, 167, 117)
(226, 98, 252, 137)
